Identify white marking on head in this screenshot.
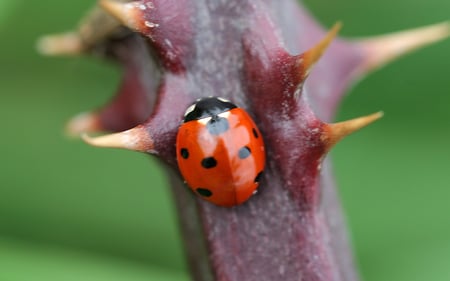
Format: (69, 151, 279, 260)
(198, 117, 212, 125)
(184, 104, 196, 117)
(217, 97, 230, 103)
(218, 111, 231, 118)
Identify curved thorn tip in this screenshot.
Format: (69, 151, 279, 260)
(358, 21, 450, 73)
(323, 111, 384, 150)
(65, 112, 102, 138)
(82, 126, 155, 153)
(302, 21, 342, 77)
(99, 0, 142, 31)
(37, 32, 83, 56)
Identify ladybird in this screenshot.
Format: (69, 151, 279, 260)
(176, 97, 265, 207)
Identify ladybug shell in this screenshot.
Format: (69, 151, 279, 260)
(176, 104, 265, 207)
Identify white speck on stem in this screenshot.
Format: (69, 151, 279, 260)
(164, 38, 173, 49)
(145, 21, 159, 28)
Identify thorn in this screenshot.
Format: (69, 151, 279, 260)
(65, 112, 102, 138)
(358, 21, 450, 73)
(82, 125, 155, 153)
(300, 21, 342, 78)
(99, 0, 144, 32)
(322, 111, 383, 151)
(36, 32, 83, 56)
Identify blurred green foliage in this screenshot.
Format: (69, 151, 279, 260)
(0, 1, 449, 280)
(0, 0, 17, 25)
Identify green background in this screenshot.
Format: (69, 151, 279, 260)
(1, 0, 449, 280)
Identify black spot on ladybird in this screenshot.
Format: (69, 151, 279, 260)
(254, 171, 264, 183)
(201, 157, 217, 169)
(196, 188, 213, 197)
(252, 128, 259, 138)
(180, 148, 189, 159)
(238, 146, 251, 159)
(206, 116, 229, 135)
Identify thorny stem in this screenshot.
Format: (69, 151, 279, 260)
(38, 1, 450, 280)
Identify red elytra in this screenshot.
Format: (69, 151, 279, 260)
(176, 97, 265, 207)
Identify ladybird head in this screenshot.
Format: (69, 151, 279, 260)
(183, 97, 237, 123)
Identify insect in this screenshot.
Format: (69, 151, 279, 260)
(176, 97, 265, 207)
